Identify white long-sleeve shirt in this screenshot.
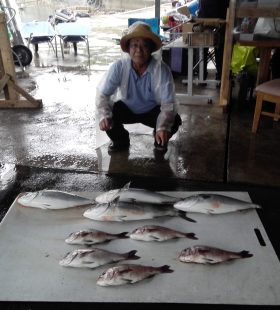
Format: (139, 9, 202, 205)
(96, 56, 178, 132)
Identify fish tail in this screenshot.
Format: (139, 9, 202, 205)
(239, 250, 253, 258)
(115, 232, 129, 239)
(160, 265, 174, 273)
(185, 233, 198, 240)
(126, 250, 140, 260)
(178, 210, 196, 223)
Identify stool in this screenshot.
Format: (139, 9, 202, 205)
(251, 79, 280, 133)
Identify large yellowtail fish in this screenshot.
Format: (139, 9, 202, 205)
(83, 198, 196, 222)
(17, 190, 94, 209)
(97, 264, 173, 286)
(129, 225, 197, 242)
(95, 182, 179, 205)
(179, 245, 253, 264)
(174, 193, 261, 214)
(59, 248, 139, 269)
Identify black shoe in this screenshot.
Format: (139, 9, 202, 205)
(154, 141, 168, 153)
(108, 140, 130, 152)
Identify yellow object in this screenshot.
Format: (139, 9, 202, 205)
(231, 44, 259, 76)
(162, 16, 169, 25)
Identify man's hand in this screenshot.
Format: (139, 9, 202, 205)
(155, 130, 171, 146)
(99, 118, 112, 131)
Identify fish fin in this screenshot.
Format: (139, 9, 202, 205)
(115, 232, 129, 239)
(185, 233, 198, 240)
(126, 198, 136, 203)
(118, 215, 128, 222)
(40, 203, 51, 209)
(146, 274, 156, 279)
(126, 250, 140, 260)
(123, 182, 131, 191)
(110, 182, 132, 202)
(160, 265, 174, 273)
(203, 258, 215, 264)
(84, 239, 95, 244)
(67, 251, 79, 264)
(239, 250, 253, 258)
(110, 195, 120, 205)
(151, 235, 161, 241)
(82, 261, 95, 266)
(178, 210, 197, 223)
(122, 278, 134, 284)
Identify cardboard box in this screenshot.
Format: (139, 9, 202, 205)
(182, 22, 198, 33)
(186, 32, 215, 46)
(182, 22, 199, 42)
(177, 5, 190, 17)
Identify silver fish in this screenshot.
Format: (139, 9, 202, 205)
(129, 225, 197, 242)
(83, 199, 195, 222)
(59, 248, 139, 268)
(65, 229, 129, 245)
(174, 194, 261, 214)
(96, 264, 173, 286)
(95, 182, 179, 205)
(179, 245, 253, 264)
(17, 190, 94, 210)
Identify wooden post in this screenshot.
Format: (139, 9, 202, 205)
(0, 11, 19, 101)
(219, 0, 236, 108)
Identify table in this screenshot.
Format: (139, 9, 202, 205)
(55, 20, 90, 59)
(21, 21, 57, 56)
(0, 191, 280, 307)
(163, 37, 218, 103)
(238, 39, 280, 85)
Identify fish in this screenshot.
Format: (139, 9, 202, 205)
(179, 245, 253, 264)
(83, 198, 196, 222)
(96, 264, 173, 286)
(59, 248, 139, 269)
(65, 229, 129, 245)
(95, 182, 179, 205)
(173, 193, 261, 214)
(17, 190, 94, 210)
(129, 225, 197, 242)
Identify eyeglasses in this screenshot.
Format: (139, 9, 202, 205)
(129, 43, 151, 52)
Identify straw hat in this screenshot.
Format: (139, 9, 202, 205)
(120, 22, 162, 53)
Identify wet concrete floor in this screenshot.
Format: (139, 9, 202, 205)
(1, 4, 279, 188)
(1, 5, 280, 309)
